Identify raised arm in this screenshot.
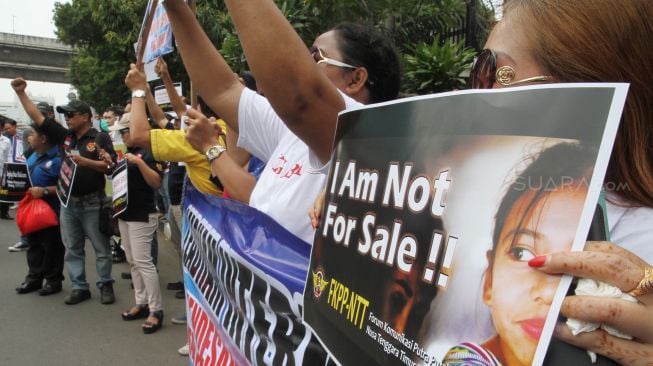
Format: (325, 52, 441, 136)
(225, 126, 250, 167)
(223, 0, 346, 163)
(11, 78, 45, 125)
(185, 108, 256, 203)
(155, 57, 188, 118)
(145, 87, 169, 129)
(125, 64, 152, 149)
(162, 0, 243, 132)
(125, 153, 162, 189)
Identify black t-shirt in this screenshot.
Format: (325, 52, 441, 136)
(162, 121, 186, 206)
(168, 162, 186, 206)
(42, 118, 116, 197)
(117, 147, 163, 222)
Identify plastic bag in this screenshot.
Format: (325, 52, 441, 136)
(16, 194, 58, 235)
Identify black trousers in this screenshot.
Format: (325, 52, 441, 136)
(0, 202, 9, 217)
(25, 225, 65, 284)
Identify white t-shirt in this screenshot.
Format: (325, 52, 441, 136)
(237, 87, 362, 243)
(606, 193, 653, 263)
(109, 130, 124, 146)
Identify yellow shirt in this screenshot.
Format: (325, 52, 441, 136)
(150, 120, 226, 196)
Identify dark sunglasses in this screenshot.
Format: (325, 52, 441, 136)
(64, 111, 80, 119)
(308, 46, 357, 69)
(468, 49, 551, 89)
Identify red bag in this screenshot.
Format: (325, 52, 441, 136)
(16, 194, 59, 235)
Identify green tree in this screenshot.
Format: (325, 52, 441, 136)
(53, 0, 494, 109)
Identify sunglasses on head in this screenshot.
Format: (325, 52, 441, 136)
(468, 49, 551, 89)
(309, 46, 357, 69)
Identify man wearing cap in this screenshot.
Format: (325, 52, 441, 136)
(11, 77, 117, 306)
(36, 102, 55, 120)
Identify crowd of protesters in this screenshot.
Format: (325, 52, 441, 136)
(1, 0, 651, 364)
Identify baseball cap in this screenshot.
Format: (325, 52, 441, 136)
(56, 100, 92, 117)
(36, 101, 53, 115)
(108, 112, 130, 131)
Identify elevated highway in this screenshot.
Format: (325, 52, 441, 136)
(0, 32, 73, 83)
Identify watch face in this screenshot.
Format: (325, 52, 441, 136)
(206, 146, 219, 159)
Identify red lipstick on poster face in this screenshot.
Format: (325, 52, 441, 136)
(520, 318, 545, 340)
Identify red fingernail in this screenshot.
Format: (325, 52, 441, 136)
(528, 255, 547, 268)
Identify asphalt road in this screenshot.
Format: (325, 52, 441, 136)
(0, 207, 189, 366)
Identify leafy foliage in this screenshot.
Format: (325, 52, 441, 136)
(53, 0, 495, 109)
(403, 38, 476, 94)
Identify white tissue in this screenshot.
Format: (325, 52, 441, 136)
(566, 278, 637, 363)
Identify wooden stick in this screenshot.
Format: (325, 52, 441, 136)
(136, 0, 159, 65)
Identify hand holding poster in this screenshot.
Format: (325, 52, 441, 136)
(303, 84, 627, 366)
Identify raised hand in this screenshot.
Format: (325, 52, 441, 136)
(124, 63, 148, 91)
(11, 77, 27, 93)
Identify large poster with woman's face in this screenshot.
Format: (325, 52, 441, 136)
(303, 84, 628, 366)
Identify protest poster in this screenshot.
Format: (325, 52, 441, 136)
(111, 159, 128, 217)
(136, 0, 174, 64)
(12, 135, 25, 163)
(181, 184, 337, 366)
(154, 82, 183, 107)
(0, 163, 31, 202)
(303, 84, 628, 366)
(56, 155, 77, 208)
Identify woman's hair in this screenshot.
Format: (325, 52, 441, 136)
(503, 0, 653, 207)
(239, 71, 258, 92)
(491, 142, 596, 256)
(30, 123, 53, 147)
(331, 22, 401, 103)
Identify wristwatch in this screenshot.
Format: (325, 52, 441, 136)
(131, 89, 146, 99)
(42, 187, 49, 196)
(205, 145, 226, 163)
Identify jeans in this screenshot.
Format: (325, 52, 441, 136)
(59, 193, 113, 290)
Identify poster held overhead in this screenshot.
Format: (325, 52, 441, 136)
(303, 84, 627, 366)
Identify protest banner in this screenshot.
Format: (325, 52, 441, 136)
(302, 84, 628, 366)
(0, 162, 31, 203)
(111, 159, 128, 217)
(56, 155, 77, 208)
(181, 184, 337, 366)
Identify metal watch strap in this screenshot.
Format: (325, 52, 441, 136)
(205, 145, 226, 163)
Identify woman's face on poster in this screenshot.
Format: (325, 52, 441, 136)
(483, 186, 586, 365)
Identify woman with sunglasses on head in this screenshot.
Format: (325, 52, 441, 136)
(101, 113, 165, 334)
(465, 1, 653, 364)
(160, 1, 400, 244)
